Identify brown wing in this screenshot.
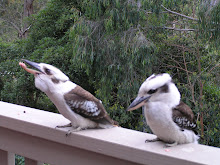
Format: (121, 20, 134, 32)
(64, 85, 114, 125)
(172, 101, 198, 134)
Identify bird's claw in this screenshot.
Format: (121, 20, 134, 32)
(65, 127, 82, 137)
(145, 137, 160, 143)
(55, 123, 72, 129)
(55, 123, 82, 136)
(164, 141, 178, 147)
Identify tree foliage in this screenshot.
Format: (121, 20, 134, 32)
(0, 0, 47, 40)
(0, 0, 219, 147)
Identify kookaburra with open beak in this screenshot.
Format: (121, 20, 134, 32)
(19, 60, 117, 133)
(127, 73, 199, 147)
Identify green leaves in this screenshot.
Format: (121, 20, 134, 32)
(197, 1, 220, 47)
(0, 0, 219, 147)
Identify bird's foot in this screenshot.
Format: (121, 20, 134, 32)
(66, 127, 82, 137)
(145, 137, 160, 143)
(164, 141, 178, 147)
(55, 123, 72, 128)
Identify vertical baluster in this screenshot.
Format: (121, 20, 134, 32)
(0, 150, 15, 165)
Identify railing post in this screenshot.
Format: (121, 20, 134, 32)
(0, 149, 15, 165)
(25, 158, 44, 165)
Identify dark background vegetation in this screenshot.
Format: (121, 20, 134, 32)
(0, 0, 219, 149)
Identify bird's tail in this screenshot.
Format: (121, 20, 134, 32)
(112, 120, 119, 126)
(97, 116, 119, 128)
(106, 115, 119, 126)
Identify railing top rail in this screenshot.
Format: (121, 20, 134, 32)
(0, 101, 219, 165)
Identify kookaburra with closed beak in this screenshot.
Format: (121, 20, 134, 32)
(19, 60, 117, 133)
(127, 73, 199, 147)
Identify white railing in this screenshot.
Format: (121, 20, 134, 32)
(0, 101, 219, 165)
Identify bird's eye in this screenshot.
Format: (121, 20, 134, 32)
(44, 68, 51, 75)
(147, 89, 157, 94)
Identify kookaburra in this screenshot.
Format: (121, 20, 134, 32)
(127, 73, 199, 147)
(19, 59, 117, 132)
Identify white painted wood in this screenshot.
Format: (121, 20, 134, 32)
(7, 152, 15, 165)
(25, 158, 43, 165)
(0, 101, 220, 165)
(0, 149, 15, 165)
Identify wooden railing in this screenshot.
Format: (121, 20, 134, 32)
(0, 101, 219, 165)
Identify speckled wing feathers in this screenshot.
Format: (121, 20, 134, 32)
(172, 101, 198, 134)
(64, 85, 114, 125)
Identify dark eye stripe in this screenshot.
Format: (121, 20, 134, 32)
(147, 89, 157, 94)
(52, 77, 60, 84)
(160, 84, 169, 93)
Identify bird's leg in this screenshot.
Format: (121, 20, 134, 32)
(66, 127, 82, 136)
(145, 137, 161, 143)
(164, 141, 178, 147)
(55, 123, 84, 136)
(55, 123, 72, 128)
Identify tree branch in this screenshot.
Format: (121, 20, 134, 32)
(208, 63, 220, 73)
(147, 26, 197, 32)
(161, 5, 199, 21)
(163, 64, 194, 74)
(163, 27, 196, 31)
(0, 18, 22, 34)
(164, 42, 193, 52)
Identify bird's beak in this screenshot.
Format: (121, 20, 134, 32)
(127, 95, 151, 111)
(19, 59, 43, 75)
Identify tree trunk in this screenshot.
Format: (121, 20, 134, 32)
(196, 45, 204, 138)
(22, 0, 34, 38)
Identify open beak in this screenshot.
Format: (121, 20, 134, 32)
(19, 59, 42, 75)
(127, 95, 151, 111)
